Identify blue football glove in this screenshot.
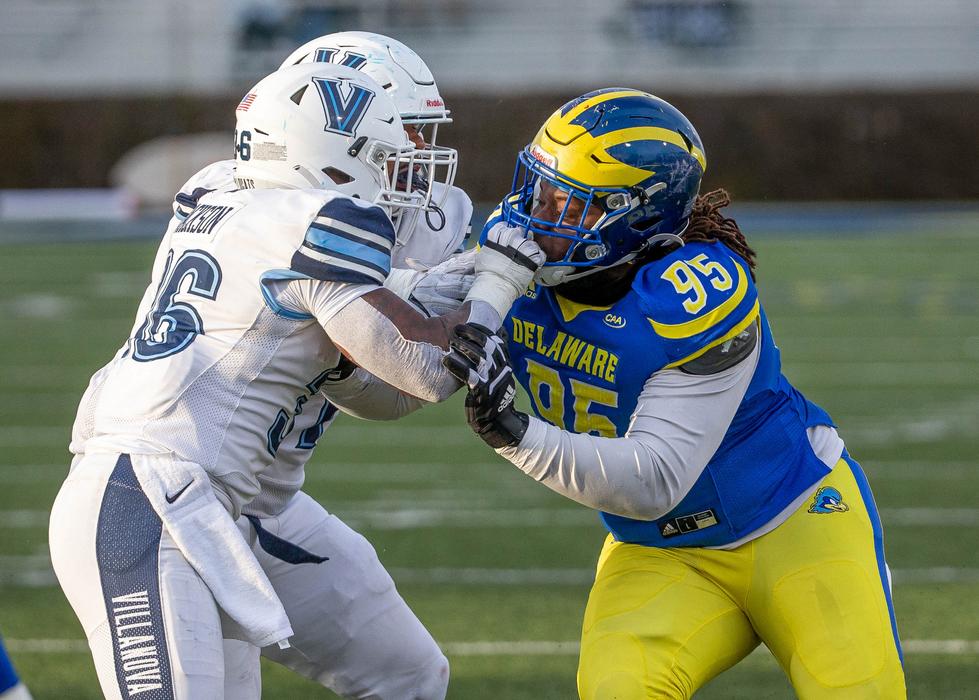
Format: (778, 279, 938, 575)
(442, 323, 529, 449)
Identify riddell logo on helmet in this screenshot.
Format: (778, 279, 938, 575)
(529, 145, 556, 169)
(426, 99, 444, 108)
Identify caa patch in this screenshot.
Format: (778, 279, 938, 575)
(808, 487, 849, 514)
(603, 313, 626, 329)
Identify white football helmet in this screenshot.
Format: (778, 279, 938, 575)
(280, 32, 457, 238)
(234, 63, 418, 214)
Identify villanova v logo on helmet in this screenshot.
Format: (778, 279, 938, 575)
(313, 48, 368, 69)
(313, 77, 376, 136)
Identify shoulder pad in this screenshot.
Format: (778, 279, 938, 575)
(172, 160, 235, 219)
(636, 241, 760, 367)
(290, 194, 396, 285)
(680, 318, 758, 374)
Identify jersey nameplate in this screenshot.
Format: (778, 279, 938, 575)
(510, 316, 619, 383)
(175, 204, 236, 235)
(659, 509, 719, 538)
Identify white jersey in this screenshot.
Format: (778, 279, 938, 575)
(72, 186, 398, 516)
(157, 160, 471, 517)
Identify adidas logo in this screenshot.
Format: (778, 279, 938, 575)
(661, 523, 677, 535)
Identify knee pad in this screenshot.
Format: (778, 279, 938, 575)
(773, 562, 888, 689)
(579, 632, 693, 700)
(579, 671, 648, 700)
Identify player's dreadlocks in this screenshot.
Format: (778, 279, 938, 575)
(682, 188, 757, 277)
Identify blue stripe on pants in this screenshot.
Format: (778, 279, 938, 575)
(843, 451, 904, 665)
(95, 454, 174, 699)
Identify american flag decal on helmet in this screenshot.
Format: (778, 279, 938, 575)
(237, 93, 257, 111)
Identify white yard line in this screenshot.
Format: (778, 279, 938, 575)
(0, 427, 69, 446)
(789, 361, 979, 384)
(4, 554, 979, 588)
(3, 459, 975, 484)
(0, 510, 50, 527)
(863, 460, 979, 480)
(343, 508, 598, 530)
(5, 638, 979, 657)
(5, 414, 979, 452)
(0, 466, 70, 484)
(0, 462, 494, 485)
(0, 425, 474, 448)
(4, 507, 979, 530)
(6, 639, 89, 654)
(389, 567, 595, 585)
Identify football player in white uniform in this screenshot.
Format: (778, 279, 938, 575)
(213, 33, 478, 700)
(49, 63, 542, 700)
(167, 32, 480, 699)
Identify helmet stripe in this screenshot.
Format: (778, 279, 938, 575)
(604, 126, 707, 172)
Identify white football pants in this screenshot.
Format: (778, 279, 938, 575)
(225, 490, 449, 699)
(49, 453, 448, 699)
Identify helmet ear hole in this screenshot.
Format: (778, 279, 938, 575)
(629, 214, 662, 232)
(322, 167, 353, 185)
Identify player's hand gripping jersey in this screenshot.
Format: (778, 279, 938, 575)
(502, 239, 842, 548)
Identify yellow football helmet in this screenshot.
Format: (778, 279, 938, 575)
(501, 88, 707, 286)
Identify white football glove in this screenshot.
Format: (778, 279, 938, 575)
(384, 249, 476, 317)
(465, 222, 545, 319)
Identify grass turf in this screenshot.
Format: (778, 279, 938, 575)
(1, 226, 977, 698)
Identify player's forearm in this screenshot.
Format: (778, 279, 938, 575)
(497, 419, 689, 520)
(321, 367, 426, 420)
(497, 345, 760, 520)
(324, 292, 467, 403)
(359, 288, 501, 351)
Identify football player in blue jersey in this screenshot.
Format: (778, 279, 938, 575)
(0, 635, 31, 700)
(444, 89, 907, 699)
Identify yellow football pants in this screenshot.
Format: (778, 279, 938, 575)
(577, 455, 906, 699)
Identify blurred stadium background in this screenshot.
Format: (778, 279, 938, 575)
(1, 1, 978, 698)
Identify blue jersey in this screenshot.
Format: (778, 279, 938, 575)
(505, 240, 835, 547)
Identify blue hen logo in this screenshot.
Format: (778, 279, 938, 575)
(808, 487, 849, 514)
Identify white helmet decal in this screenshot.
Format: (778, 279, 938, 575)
(279, 32, 458, 240)
(312, 77, 376, 136)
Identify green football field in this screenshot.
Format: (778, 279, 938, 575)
(1, 223, 978, 698)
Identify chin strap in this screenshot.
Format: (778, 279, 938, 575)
(644, 232, 685, 249)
